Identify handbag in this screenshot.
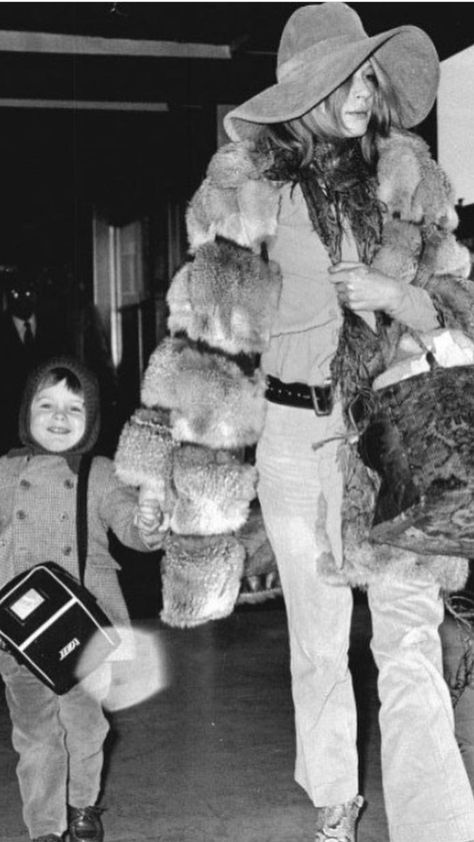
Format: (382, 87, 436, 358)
(355, 354, 474, 557)
(0, 456, 121, 693)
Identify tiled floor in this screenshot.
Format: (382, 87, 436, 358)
(0, 591, 391, 842)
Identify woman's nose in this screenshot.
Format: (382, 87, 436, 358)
(352, 78, 371, 100)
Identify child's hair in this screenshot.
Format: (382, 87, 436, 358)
(34, 367, 84, 397)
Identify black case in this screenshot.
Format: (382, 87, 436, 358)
(0, 562, 121, 694)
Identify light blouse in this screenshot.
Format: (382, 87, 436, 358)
(262, 182, 439, 385)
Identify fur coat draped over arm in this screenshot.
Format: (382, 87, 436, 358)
(115, 128, 474, 625)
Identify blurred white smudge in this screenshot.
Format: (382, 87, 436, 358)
(75, 625, 171, 710)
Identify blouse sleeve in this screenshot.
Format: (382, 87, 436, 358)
(386, 284, 441, 332)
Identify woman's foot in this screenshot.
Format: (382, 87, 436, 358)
(314, 795, 364, 842)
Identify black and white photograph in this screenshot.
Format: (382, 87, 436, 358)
(1, 3, 474, 841)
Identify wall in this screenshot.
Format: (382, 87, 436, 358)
(438, 45, 474, 206)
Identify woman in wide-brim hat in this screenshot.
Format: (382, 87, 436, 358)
(225, 4, 474, 840)
(134, 3, 474, 841)
(224, 2, 438, 141)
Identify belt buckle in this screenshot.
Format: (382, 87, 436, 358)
(309, 382, 334, 416)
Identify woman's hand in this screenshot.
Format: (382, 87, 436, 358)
(329, 261, 404, 314)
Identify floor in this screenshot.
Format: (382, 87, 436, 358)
(0, 580, 390, 842)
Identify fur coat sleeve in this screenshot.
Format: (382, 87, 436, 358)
(115, 129, 474, 623)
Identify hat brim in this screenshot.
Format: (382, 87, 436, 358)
(224, 26, 439, 141)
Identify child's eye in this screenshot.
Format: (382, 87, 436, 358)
(70, 406, 85, 414)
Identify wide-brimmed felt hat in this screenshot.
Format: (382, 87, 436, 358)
(224, 3, 439, 142)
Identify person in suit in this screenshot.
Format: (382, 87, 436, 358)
(0, 266, 73, 454)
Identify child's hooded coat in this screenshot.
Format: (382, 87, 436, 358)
(0, 357, 158, 651)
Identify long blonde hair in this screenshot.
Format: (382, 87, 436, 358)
(260, 58, 402, 171)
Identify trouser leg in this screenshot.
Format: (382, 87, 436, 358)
(453, 683, 474, 793)
(369, 577, 474, 842)
(59, 663, 111, 808)
(257, 403, 358, 806)
(0, 653, 68, 838)
(440, 612, 474, 792)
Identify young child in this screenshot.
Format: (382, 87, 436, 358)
(0, 356, 166, 842)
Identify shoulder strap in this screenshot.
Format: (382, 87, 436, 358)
(76, 454, 93, 586)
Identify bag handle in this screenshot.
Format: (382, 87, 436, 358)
(76, 455, 93, 586)
(401, 326, 439, 371)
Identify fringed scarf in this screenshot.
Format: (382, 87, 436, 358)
(265, 138, 383, 266)
(263, 137, 388, 406)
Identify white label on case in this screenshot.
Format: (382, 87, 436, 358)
(10, 589, 45, 620)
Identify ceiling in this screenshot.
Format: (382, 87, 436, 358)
(0, 3, 472, 107)
(0, 3, 471, 59)
(0, 2, 472, 267)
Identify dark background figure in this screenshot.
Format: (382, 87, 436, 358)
(0, 264, 73, 454)
(0, 263, 158, 615)
(0, 264, 119, 457)
(43, 265, 120, 456)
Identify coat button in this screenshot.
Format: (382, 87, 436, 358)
(59, 513, 69, 522)
(62, 545, 72, 556)
(20, 479, 30, 489)
(16, 510, 26, 520)
(64, 479, 75, 490)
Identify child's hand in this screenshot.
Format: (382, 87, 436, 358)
(134, 495, 170, 548)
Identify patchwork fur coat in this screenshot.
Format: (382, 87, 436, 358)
(115, 128, 474, 626)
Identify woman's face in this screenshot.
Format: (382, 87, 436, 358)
(340, 61, 376, 137)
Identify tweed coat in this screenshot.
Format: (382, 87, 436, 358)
(0, 452, 155, 653)
(116, 129, 474, 626)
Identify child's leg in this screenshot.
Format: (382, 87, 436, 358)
(0, 652, 68, 839)
(58, 662, 112, 809)
(440, 611, 474, 792)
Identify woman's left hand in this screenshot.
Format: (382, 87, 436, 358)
(329, 261, 404, 314)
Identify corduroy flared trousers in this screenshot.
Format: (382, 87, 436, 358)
(256, 400, 474, 842)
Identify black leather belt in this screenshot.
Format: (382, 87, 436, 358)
(265, 375, 334, 416)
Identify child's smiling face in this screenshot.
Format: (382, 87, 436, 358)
(30, 379, 86, 452)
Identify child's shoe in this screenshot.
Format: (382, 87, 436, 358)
(314, 795, 364, 842)
(68, 806, 104, 842)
